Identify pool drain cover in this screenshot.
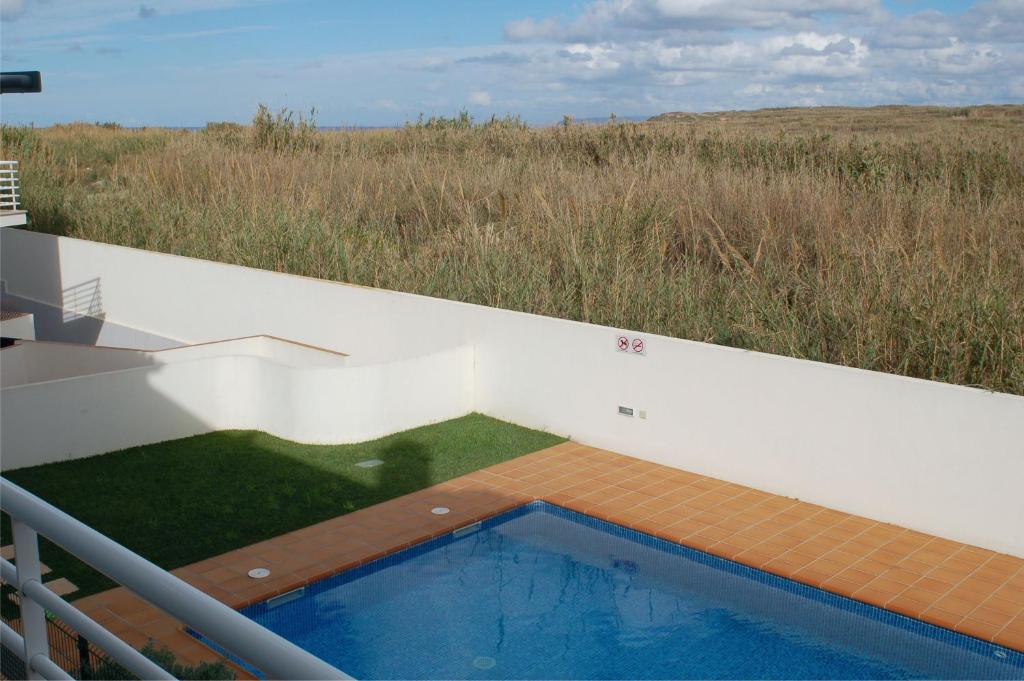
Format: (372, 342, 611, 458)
(472, 656, 496, 670)
(248, 568, 271, 579)
(431, 507, 450, 515)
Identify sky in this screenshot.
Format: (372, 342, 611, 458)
(0, 0, 1021, 127)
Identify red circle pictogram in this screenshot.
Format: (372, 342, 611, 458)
(617, 336, 629, 351)
(631, 338, 644, 353)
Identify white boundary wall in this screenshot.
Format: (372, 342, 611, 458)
(0, 312, 34, 340)
(2, 228, 1023, 556)
(1, 336, 349, 388)
(0, 345, 473, 470)
(2, 341, 155, 387)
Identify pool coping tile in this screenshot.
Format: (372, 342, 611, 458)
(66, 441, 1024, 677)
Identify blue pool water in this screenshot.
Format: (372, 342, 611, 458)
(202, 502, 1024, 679)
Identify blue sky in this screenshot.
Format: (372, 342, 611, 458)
(1, 0, 1020, 126)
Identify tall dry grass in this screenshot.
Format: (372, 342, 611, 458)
(3, 105, 1023, 394)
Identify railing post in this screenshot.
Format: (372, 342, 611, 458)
(3, 478, 348, 679)
(12, 520, 50, 680)
(78, 633, 92, 680)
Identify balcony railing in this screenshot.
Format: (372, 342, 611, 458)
(1, 161, 20, 210)
(0, 161, 26, 227)
(0, 478, 350, 680)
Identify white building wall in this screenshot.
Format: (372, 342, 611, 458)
(0, 336, 350, 389)
(1, 228, 1022, 556)
(0, 229, 467, 364)
(0, 312, 34, 340)
(472, 316, 1024, 556)
(1, 341, 154, 387)
(0, 345, 474, 470)
(2, 358, 226, 469)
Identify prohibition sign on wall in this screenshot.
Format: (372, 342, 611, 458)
(615, 334, 646, 355)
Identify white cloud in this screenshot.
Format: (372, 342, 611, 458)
(1, 0, 1019, 126)
(142, 24, 270, 41)
(468, 90, 492, 106)
(507, 0, 884, 43)
(488, 0, 1022, 116)
(1, 0, 255, 43)
(504, 17, 561, 42)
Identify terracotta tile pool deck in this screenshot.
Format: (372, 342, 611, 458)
(71, 442, 1024, 674)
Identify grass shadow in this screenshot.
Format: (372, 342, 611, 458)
(0, 413, 564, 599)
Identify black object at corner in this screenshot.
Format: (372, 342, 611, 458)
(0, 71, 43, 94)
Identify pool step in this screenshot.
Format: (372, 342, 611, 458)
(452, 522, 482, 539)
(267, 586, 305, 609)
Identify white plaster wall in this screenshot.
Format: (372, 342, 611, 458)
(1, 357, 227, 469)
(0, 336, 348, 388)
(0, 312, 34, 340)
(0, 344, 473, 470)
(1, 341, 154, 387)
(247, 345, 473, 444)
(2, 228, 1022, 555)
(0, 293, 180, 350)
(471, 315, 1024, 556)
(159, 336, 347, 368)
(0, 229, 467, 364)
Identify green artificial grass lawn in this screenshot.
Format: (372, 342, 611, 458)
(1, 413, 565, 600)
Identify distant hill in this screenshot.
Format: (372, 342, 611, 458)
(574, 115, 649, 125)
(647, 104, 1024, 134)
(649, 104, 1024, 122)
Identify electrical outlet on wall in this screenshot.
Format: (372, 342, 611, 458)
(638, 410, 647, 419)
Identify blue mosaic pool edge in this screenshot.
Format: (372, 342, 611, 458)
(188, 500, 1024, 677)
(539, 502, 1023, 664)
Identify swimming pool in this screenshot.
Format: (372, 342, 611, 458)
(201, 502, 1024, 679)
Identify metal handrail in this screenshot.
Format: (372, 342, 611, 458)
(1, 477, 351, 680)
(0, 558, 173, 679)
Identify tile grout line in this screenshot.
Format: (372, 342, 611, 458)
(443, 447, 1024, 644)
(545, 449, 1022, 642)
(66, 442, 1024, 662)
(978, 562, 1024, 640)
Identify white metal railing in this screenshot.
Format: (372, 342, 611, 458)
(0, 478, 351, 680)
(0, 160, 20, 211)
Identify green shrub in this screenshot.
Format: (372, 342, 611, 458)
(88, 641, 235, 680)
(406, 110, 473, 130)
(0, 124, 39, 157)
(251, 104, 319, 152)
(202, 121, 245, 148)
(482, 113, 528, 130)
(406, 111, 527, 132)
(203, 122, 243, 134)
